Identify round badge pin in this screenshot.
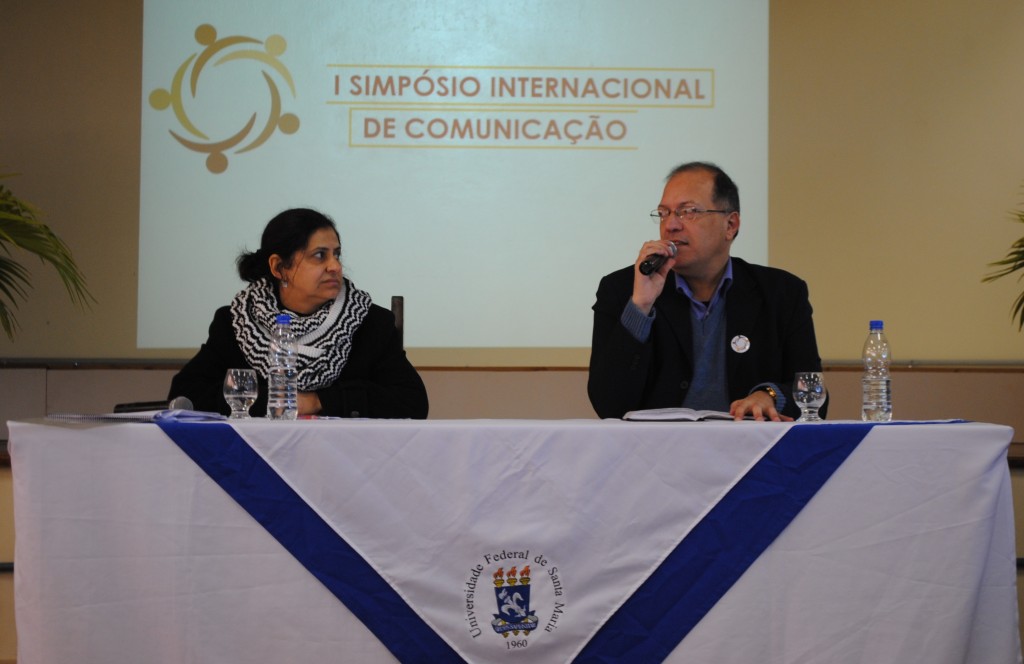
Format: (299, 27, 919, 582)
(731, 335, 750, 353)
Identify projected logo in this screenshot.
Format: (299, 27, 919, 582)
(148, 24, 300, 174)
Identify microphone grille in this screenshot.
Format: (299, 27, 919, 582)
(168, 396, 194, 411)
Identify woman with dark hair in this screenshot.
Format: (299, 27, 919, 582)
(169, 208, 428, 418)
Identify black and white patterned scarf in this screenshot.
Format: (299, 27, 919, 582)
(230, 277, 371, 390)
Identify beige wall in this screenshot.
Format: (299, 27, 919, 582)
(2, 1, 1024, 364)
(770, 0, 1024, 364)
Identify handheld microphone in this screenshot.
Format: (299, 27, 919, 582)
(113, 396, 194, 413)
(638, 242, 677, 276)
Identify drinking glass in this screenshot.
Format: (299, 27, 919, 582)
(223, 368, 258, 419)
(793, 371, 826, 422)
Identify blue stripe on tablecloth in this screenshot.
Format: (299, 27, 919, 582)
(573, 422, 875, 663)
(158, 420, 875, 664)
(155, 420, 463, 664)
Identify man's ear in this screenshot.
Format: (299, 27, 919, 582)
(727, 211, 740, 241)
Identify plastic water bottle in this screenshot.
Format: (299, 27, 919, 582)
(861, 320, 892, 422)
(266, 314, 298, 420)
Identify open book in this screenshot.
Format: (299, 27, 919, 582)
(623, 407, 739, 422)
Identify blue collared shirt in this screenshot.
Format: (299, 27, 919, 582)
(618, 258, 785, 412)
(674, 259, 733, 320)
(620, 259, 734, 340)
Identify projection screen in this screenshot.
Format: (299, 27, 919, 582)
(139, 0, 768, 350)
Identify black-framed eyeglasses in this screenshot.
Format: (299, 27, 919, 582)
(650, 206, 734, 222)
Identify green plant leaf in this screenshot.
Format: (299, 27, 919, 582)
(0, 175, 95, 340)
(984, 207, 1024, 330)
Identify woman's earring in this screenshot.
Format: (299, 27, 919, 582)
(282, 280, 289, 288)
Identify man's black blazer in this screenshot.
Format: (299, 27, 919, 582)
(588, 257, 824, 419)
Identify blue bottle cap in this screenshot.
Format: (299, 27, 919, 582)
(869, 320, 884, 330)
(275, 313, 292, 324)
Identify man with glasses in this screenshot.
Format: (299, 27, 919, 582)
(588, 161, 824, 421)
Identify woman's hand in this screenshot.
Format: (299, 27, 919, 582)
(297, 391, 322, 416)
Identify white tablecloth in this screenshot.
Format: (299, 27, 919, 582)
(9, 419, 1021, 663)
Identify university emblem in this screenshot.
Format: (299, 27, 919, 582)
(491, 566, 539, 637)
